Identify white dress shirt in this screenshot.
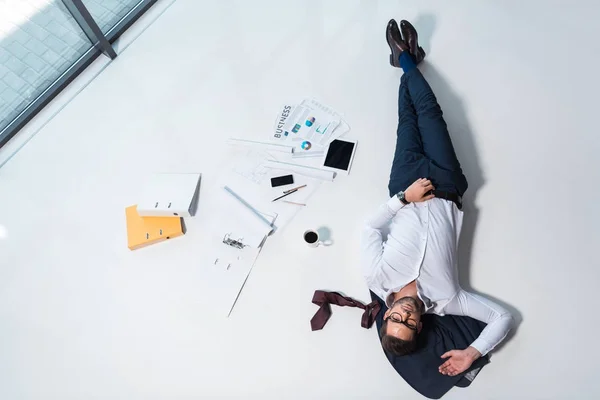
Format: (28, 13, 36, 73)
(361, 196, 513, 356)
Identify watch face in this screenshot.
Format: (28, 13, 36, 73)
(398, 191, 407, 204)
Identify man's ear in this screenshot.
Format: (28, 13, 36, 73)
(417, 321, 423, 333)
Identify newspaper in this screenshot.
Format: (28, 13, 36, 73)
(272, 98, 350, 157)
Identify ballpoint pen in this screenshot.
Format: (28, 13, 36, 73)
(272, 189, 298, 202)
(283, 184, 307, 194)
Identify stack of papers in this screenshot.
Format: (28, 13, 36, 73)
(227, 149, 324, 228)
(271, 99, 350, 158)
(197, 99, 350, 316)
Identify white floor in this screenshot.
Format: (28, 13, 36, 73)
(1, 1, 600, 399)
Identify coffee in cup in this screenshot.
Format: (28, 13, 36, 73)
(303, 230, 322, 247)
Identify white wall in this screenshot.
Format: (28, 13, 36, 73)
(1, 1, 599, 399)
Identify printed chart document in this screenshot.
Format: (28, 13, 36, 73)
(272, 99, 351, 156)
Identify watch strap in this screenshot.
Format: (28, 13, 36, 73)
(397, 191, 409, 205)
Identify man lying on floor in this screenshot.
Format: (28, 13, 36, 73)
(361, 19, 514, 377)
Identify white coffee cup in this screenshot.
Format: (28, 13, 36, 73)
(303, 229, 332, 247)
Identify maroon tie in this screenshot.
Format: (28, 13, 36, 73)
(310, 290, 381, 331)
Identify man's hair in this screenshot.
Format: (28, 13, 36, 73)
(380, 319, 418, 356)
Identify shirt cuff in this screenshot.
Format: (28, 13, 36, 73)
(470, 338, 491, 357)
(387, 195, 406, 213)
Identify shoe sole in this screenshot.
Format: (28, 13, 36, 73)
(418, 46, 426, 62)
(386, 22, 401, 68)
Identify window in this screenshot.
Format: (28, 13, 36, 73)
(0, 0, 157, 148)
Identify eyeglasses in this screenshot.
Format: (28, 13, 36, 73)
(385, 312, 418, 331)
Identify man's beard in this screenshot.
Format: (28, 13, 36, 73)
(391, 296, 423, 313)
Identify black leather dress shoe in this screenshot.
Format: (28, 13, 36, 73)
(386, 19, 409, 68)
(400, 20, 426, 64)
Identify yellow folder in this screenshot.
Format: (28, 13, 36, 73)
(125, 205, 184, 250)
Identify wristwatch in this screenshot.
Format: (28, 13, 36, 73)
(396, 191, 410, 205)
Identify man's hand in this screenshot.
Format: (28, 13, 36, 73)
(404, 178, 435, 203)
(438, 346, 481, 376)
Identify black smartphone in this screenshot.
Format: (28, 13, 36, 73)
(271, 174, 294, 187)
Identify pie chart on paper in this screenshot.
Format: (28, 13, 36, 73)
(301, 141, 312, 150)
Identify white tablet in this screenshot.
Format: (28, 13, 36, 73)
(321, 139, 358, 175)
